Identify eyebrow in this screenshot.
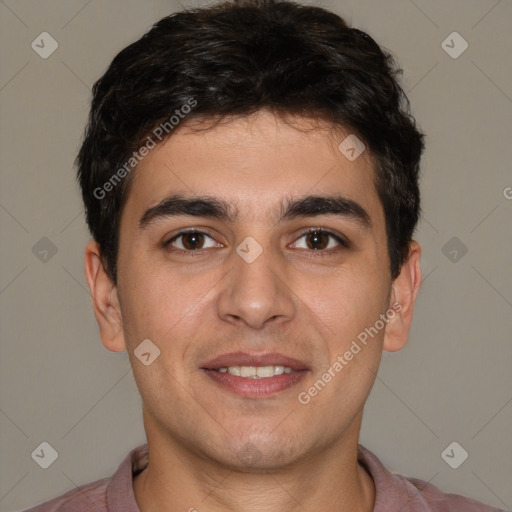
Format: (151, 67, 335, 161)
(139, 193, 372, 230)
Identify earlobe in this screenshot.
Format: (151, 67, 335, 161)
(84, 240, 126, 352)
(382, 241, 422, 353)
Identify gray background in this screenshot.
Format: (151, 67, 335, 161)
(1, 0, 511, 510)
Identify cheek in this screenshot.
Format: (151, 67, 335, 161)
(301, 258, 389, 337)
(118, 254, 217, 347)
(302, 266, 388, 414)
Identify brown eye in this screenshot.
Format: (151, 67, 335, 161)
(293, 229, 349, 253)
(180, 232, 206, 250)
(164, 231, 218, 252)
(305, 231, 330, 250)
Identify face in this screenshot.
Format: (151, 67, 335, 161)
(87, 110, 420, 470)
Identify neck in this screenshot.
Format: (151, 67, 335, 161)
(133, 418, 375, 512)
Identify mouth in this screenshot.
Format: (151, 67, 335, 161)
(213, 365, 296, 378)
(200, 352, 310, 398)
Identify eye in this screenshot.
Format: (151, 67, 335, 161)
(163, 228, 349, 256)
(292, 229, 349, 253)
(164, 230, 220, 252)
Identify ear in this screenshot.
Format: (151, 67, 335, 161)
(382, 240, 422, 353)
(84, 240, 126, 352)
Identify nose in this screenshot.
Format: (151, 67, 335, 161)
(216, 238, 296, 330)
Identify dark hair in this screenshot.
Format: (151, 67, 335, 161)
(77, 0, 424, 284)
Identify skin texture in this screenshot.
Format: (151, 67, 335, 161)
(85, 110, 422, 512)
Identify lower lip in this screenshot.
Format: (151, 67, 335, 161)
(201, 369, 308, 397)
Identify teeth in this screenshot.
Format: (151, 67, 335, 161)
(240, 366, 256, 377)
(216, 365, 295, 378)
(227, 366, 240, 376)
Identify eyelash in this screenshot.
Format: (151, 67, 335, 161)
(163, 228, 350, 257)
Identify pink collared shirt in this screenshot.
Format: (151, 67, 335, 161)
(24, 444, 507, 511)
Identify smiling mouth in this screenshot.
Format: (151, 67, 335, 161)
(200, 351, 310, 396)
(201, 366, 309, 398)
(213, 365, 295, 378)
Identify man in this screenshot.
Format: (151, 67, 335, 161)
(25, 0, 505, 510)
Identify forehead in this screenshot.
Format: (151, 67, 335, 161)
(122, 111, 383, 227)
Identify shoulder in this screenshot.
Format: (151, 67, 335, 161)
(22, 477, 110, 512)
(357, 445, 506, 512)
(22, 444, 148, 512)
(395, 473, 507, 512)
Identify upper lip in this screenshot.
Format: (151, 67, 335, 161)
(201, 352, 309, 371)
